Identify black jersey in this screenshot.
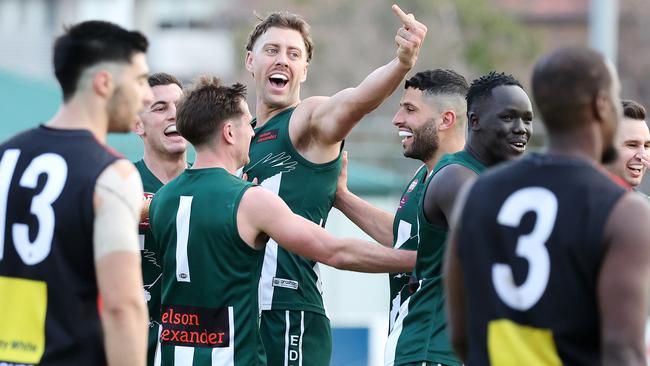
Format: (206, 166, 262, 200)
(457, 153, 625, 366)
(0, 126, 119, 365)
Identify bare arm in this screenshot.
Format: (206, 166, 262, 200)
(444, 180, 475, 363)
(599, 192, 650, 366)
(333, 152, 395, 246)
(423, 164, 477, 227)
(238, 186, 416, 273)
(94, 160, 148, 366)
(294, 5, 427, 147)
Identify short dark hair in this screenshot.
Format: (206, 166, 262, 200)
(532, 48, 612, 132)
(245, 11, 313, 63)
(466, 71, 523, 111)
(53, 20, 148, 101)
(176, 76, 247, 146)
(622, 99, 646, 120)
(148, 72, 183, 89)
(405, 69, 469, 97)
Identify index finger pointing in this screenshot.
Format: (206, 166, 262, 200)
(392, 4, 411, 24)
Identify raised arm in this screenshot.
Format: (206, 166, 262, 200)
(443, 180, 475, 363)
(333, 152, 395, 246)
(599, 192, 650, 366)
(298, 5, 427, 146)
(94, 160, 148, 366)
(238, 186, 416, 273)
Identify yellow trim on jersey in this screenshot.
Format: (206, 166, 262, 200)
(488, 319, 562, 366)
(0, 276, 47, 364)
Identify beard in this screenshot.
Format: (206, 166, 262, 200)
(404, 119, 439, 162)
(601, 144, 618, 165)
(106, 86, 135, 133)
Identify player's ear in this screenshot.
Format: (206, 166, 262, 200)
(93, 70, 113, 99)
(223, 121, 236, 145)
(439, 110, 456, 131)
(245, 51, 254, 75)
(592, 89, 610, 124)
(468, 111, 480, 131)
(133, 117, 145, 136)
(300, 63, 309, 83)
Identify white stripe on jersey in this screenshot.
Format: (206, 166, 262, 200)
(394, 220, 413, 249)
(211, 306, 235, 366)
(174, 346, 194, 366)
(384, 296, 412, 366)
(258, 173, 283, 310)
(389, 291, 402, 331)
(284, 310, 291, 366)
(175, 196, 193, 282)
(153, 324, 162, 366)
(299, 311, 305, 366)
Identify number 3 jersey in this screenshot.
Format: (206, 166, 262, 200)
(149, 168, 265, 365)
(456, 153, 625, 366)
(0, 126, 119, 365)
(243, 107, 341, 316)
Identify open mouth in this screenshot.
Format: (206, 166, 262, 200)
(164, 124, 181, 138)
(268, 73, 289, 89)
(398, 130, 413, 144)
(508, 140, 527, 153)
(627, 164, 644, 177)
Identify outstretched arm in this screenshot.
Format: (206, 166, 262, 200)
(334, 152, 395, 247)
(599, 192, 650, 366)
(299, 5, 427, 146)
(238, 186, 416, 273)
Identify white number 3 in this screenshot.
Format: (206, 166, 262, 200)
(492, 187, 558, 311)
(0, 149, 68, 265)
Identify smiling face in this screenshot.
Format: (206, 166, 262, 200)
(245, 27, 309, 109)
(611, 118, 650, 187)
(393, 87, 439, 162)
(136, 83, 187, 157)
(472, 85, 533, 163)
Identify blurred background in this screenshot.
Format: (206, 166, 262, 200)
(1, 0, 649, 365)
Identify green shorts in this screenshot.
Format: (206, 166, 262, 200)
(260, 309, 331, 366)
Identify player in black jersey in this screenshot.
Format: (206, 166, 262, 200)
(445, 47, 650, 366)
(0, 21, 152, 365)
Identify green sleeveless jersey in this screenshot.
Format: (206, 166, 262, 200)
(149, 168, 265, 366)
(388, 165, 428, 332)
(243, 107, 342, 316)
(385, 150, 485, 366)
(134, 159, 164, 366)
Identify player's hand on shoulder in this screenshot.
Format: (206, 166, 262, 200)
(391, 4, 427, 69)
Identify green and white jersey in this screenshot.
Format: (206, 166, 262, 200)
(149, 168, 265, 366)
(243, 107, 341, 316)
(388, 165, 427, 331)
(385, 151, 485, 366)
(134, 159, 165, 366)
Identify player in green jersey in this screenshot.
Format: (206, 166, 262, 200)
(332, 69, 468, 365)
(149, 77, 416, 365)
(243, 5, 427, 364)
(133, 72, 189, 366)
(607, 100, 650, 191)
(381, 72, 534, 366)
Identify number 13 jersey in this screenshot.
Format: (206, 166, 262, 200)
(457, 153, 625, 366)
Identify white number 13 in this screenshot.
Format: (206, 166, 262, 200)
(492, 187, 558, 311)
(0, 149, 68, 265)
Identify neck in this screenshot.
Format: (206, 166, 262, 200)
(142, 151, 187, 184)
(254, 96, 299, 128)
(545, 124, 602, 163)
(46, 96, 109, 143)
(424, 132, 466, 173)
(191, 144, 241, 175)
